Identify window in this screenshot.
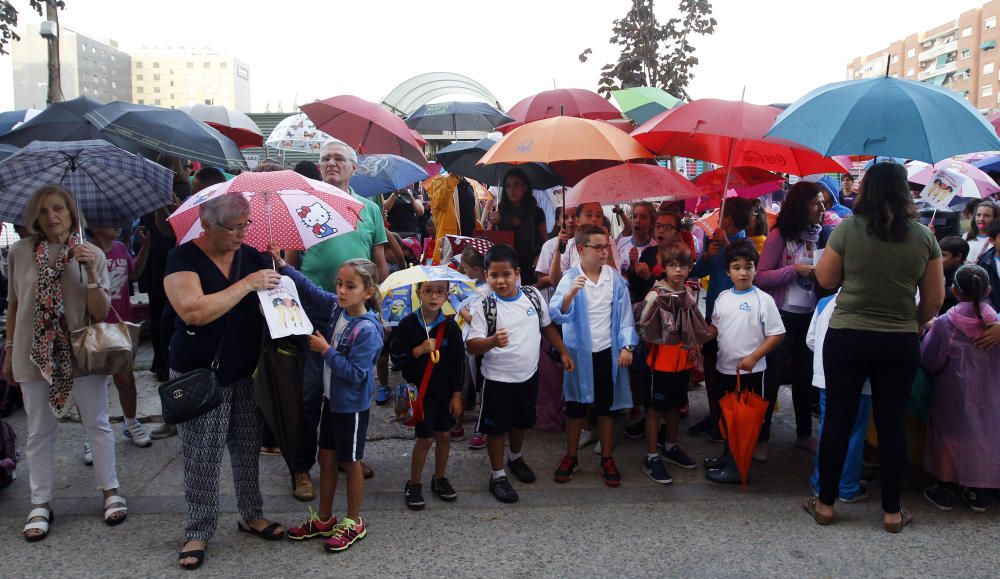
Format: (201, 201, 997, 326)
(906, 67, 915, 76)
(907, 47, 916, 58)
(220, 62, 228, 69)
(153, 86, 161, 93)
(204, 99, 213, 105)
(154, 99, 161, 105)
(111, 81, 117, 89)
(985, 62, 995, 75)
(962, 48, 972, 59)
(80, 42, 88, 52)
(964, 26, 973, 38)
(982, 84, 993, 97)
(82, 86, 88, 93)
(169, 80, 174, 87)
(138, 99, 145, 105)
(111, 55, 116, 62)
(153, 62, 160, 68)
(92, 46, 97, 53)
(136, 87, 144, 94)
(92, 88, 99, 96)
(110, 68, 116, 76)
(153, 74, 161, 81)
(136, 74, 143, 81)
(203, 62, 211, 68)
(186, 62, 194, 69)
(988, 16, 997, 29)
(891, 54, 899, 64)
(136, 62, 143, 69)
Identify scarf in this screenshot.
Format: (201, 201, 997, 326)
(784, 225, 821, 293)
(30, 233, 80, 417)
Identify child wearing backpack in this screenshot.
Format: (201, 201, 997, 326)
(390, 280, 465, 510)
(921, 264, 1000, 512)
(550, 225, 638, 487)
(466, 244, 573, 504)
(271, 250, 383, 553)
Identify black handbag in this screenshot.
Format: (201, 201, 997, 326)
(157, 250, 241, 425)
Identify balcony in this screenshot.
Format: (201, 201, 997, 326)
(918, 39, 959, 62)
(918, 60, 957, 81)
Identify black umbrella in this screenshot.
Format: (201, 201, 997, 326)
(84, 101, 246, 169)
(0, 108, 40, 135)
(405, 101, 513, 133)
(436, 138, 562, 189)
(252, 338, 305, 487)
(0, 144, 18, 161)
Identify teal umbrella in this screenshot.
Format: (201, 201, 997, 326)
(612, 87, 681, 125)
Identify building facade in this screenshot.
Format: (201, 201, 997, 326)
(11, 24, 132, 109)
(130, 48, 251, 112)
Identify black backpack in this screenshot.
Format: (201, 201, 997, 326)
(482, 286, 545, 337)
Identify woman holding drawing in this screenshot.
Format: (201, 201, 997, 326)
(163, 194, 286, 570)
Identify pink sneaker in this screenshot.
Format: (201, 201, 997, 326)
(468, 433, 486, 450)
(324, 516, 367, 552)
(451, 424, 465, 441)
(286, 508, 337, 540)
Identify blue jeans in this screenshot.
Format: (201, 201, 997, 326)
(294, 350, 324, 473)
(812, 390, 871, 499)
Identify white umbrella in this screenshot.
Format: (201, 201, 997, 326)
(265, 113, 332, 153)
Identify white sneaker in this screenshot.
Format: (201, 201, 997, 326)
(82, 442, 93, 466)
(123, 421, 153, 448)
(577, 429, 596, 449)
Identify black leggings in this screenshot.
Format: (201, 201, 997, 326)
(819, 328, 918, 513)
(763, 311, 815, 440)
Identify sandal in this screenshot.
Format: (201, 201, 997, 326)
(883, 507, 913, 533)
(801, 497, 833, 526)
(103, 495, 128, 526)
(237, 519, 285, 541)
(23, 507, 54, 542)
(178, 543, 206, 571)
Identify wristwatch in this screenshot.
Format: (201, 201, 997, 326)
(86, 279, 105, 289)
(623, 345, 635, 352)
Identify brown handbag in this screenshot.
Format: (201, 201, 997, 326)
(71, 306, 141, 375)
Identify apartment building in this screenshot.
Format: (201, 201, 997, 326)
(130, 47, 251, 112)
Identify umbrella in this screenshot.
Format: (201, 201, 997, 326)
(84, 101, 246, 169)
(167, 169, 364, 251)
(0, 108, 42, 135)
(300, 95, 427, 165)
(405, 101, 513, 133)
(0, 144, 18, 161)
(253, 339, 305, 487)
(908, 159, 1000, 194)
(767, 76, 1000, 163)
(265, 113, 332, 153)
(503, 88, 621, 125)
(914, 166, 999, 211)
(178, 104, 264, 149)
(694, 207, 778, 236)
(436, 138, 562, 189)
(718, 371, 770, 489)
(0, 97, 147, 155)
(694, 166, 784, 197)
(349, 154, 429, 198)
(379, 265, 480, 327)
(0, 140, 174, 229)
(611, 87, 682, 126)
(973, 154, 1000, 174)
(565, 163, 700, 207)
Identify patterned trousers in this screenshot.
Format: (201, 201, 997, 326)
(176, 373, 263, 542)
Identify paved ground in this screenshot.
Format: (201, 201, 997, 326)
(1, 342, 998, 577)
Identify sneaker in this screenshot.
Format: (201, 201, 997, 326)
(404, 481, 425, 510)
(624, 421, 645, 439)
(577, 429, 596, 449)
(324, 516, 367, 552)
(643, 455, 673, 485)
(687, 416, 714, 437)
(839, 481, 869, 504)
(375, 386, 390, 406)
(431, 477, 457, 501)
(287, 508, 338, 540)
(489, 475, 519, 503)
(593, 440, 602, 455)
(149, 423, 177, 440)
(506, 456, 536, 484)
(82, 442, 93, 466)
(450, 424, 465, 441)
(923, 484, 954, 511)
(553, 455, 579, 483)
(752, 440, 769, 463)
(661, 444, 697, 469)
(600, 457, 622, 487)
(123, 421, 152, 448)
(468, 433, 487, 450)
(961, 487, 988, 513)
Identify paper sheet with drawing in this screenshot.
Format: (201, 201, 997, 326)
(257, 276, 314, 339)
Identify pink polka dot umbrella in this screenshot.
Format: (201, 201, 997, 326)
(167, 170, 364, 252)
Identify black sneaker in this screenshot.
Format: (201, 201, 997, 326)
(923, 484, 953, 511)
(404, 481, 425, 510)
(431, 477, 457, 502)
(506, 456, 536, 484)
(703, 454, 728, 470)
(687, 416, 714, 437)
(553, 455, 579, 483)
(624, 421, 645, 439)
(489, 475, 519, 503)
(600, 457, 622, 487)
(961, 487, 988, 513)
(661, 444, 697, 469)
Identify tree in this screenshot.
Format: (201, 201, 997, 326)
(579, 0, 716, 100)
(1, 1, 65, 105)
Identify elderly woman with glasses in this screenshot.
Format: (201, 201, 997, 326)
(163, 194, 285, 570)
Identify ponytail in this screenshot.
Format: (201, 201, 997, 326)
(954, 264, 991, 326)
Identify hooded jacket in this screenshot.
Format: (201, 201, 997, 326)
(810, 175, 853, 219)
(976, 246, 1000, 310)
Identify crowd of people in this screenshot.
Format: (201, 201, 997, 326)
(2, 143, 999, 569)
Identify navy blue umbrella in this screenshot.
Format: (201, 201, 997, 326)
(0, 108, 41, 135)
(405, 101, 513, 133)
(350, 154, 429, 198)
(435, 138, 562, 188)
(0, 144, 18, 161)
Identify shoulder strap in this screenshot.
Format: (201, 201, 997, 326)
(484, 294, 498, 337)
(416, 322, 447, 402)
(523, 286, 544, 329)
(211, 249, 242, 369)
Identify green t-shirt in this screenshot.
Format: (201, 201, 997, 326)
(301, 191, 387, 291)
(828, 216, 940, 333)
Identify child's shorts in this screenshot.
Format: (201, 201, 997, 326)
(564, 348, 616, 418)
(477, 372, 538, 436)
(715, 370, 764, 396)
(415, 393, 456, 439)
(648, 369, 690, 412)
(318, 401, 370, 463)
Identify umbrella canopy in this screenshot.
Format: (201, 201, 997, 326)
(973, 154, 1000, 174)
(349, 154, 429, 198)
(612, 87, 681, 126)
(0, 140, 174, 228)
(0, 108, 42, 135)
(301, 95, 427, 165)
(405, 101, 513, 133)
(0, 97, 131, 148)
(504, 88, 621, 125)
(767, 76, 1000, 163)
(253, 340, 305, 487)
(694, 166, 785, 197)
(719, 373, 770, 489)
(0, 144, 18, 161)
(566, 163, 700, 207)
(265, 113, 332, 153)
(632, 99, 847, 176)
(179, 104, 263, 149)
(908, 159, 1000, 193)
(436, 138, 561, 188)
(167, 170, 364, 251)
(380, 265, 480, 327)
(85, 101, 246, 169)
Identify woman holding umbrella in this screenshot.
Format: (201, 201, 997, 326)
(163, 194, 285, 569)
(4, 185, 126, 541)
(489, 168, 547, 285)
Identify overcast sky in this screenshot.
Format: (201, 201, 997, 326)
(0, 0, 987, 112)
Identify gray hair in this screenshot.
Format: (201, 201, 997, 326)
(200, 194, 250, 227)
(319, 138, 358, 164)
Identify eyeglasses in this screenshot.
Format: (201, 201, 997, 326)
(320, 154, 352, 164)
(216, 219, 253, 233)
(420, 287, 448, 296)
(582, 243, 611, 252)
(653, 223, 677, 231)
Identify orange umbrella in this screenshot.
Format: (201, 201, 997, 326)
(718, 372, 770, 489)
(479, 116, 652, 165)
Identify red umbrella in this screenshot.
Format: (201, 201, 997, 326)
(504, 88, 621, 125)
(566, 163, 700, 207)
(301, 95, 427, 165)
(988, 112, 1000, 136)
(686, 166, 784, 212)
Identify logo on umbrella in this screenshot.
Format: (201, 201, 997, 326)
(297, 202, 338, 239)
(517, 139, 534, 153)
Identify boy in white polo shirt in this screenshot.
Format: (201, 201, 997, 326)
(466, 244, 573, 504)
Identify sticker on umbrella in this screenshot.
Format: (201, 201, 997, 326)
(919, 168, 969, 211)
(257, 276, 314, 339)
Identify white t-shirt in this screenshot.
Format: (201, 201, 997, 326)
(535, 236, 561, 302)
(967, 235, 991, 264)
(323, 313, 352, 400)
(560, 238, 624, 273)
(582, 265, 615, 352)
(711, 287, 785, 375)
(467, 287, 552, 383)
(615, 235, 654, 273)
(806, 293, 871, 394)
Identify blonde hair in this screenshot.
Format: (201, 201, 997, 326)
(339, 258, 381, 312)
(23, 185, 82, 240)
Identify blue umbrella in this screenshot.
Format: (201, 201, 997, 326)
(862, 156, 907, 170)
(0, 108, 41, 135)
(405, 101, 513, 133)
(973, 155, 1000, 174)
(0, 140, 174, 229)
(0, 97, 137, 149)
(435, 138, 562, 188)
(350, 154, 429, 198)
(767, 77, 1000, 163)
(0, 144, 18, 161)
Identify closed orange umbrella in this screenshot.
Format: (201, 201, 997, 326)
(718, 372, 770, 489)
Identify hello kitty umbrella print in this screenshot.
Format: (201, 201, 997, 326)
(166, 170, 364, 252)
